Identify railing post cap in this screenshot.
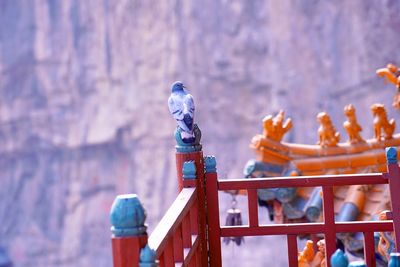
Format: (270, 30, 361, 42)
(110, 194, 147, 237)
(330, 249, 348, 267)
(183, 161, 196, 179)
(204, 155, 217, 173)
(386, 147, 398, 164)
(139, 245, 158, 267)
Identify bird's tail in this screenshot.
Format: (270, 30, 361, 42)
(183, 114, 194, 132)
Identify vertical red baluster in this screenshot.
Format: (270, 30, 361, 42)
(248, 188, 259, 227)
(322, 185, 336, 267)
(182, 214, 192, 248)
(159, 253, 165, 267)
(287, 234, 298, 267)
(173, 226, 184, 262)
(205, 156, 222, 267)
(163, 239, 174, 267)
(363, 231, 376, 267)
(190, 203, 198, 235)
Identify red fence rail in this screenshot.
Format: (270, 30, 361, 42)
(111, 140, 400, 266)
(205, 153, 400, 267)
(148, 188, 200, 267)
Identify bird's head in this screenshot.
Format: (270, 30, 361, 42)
(171, 81, 186, 92)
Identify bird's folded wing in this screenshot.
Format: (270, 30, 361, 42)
(184, 94, 195, 118)
(168, 96, 184, 120)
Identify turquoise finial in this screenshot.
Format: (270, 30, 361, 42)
(175, 124, 202, 153)
(330, 249, 349, 267)
(139, 245, 158, 267)
(110, 194, 147, 237)
(204, 155, 217, 173)
(389, 252, 400, 267)
(348, 261, 366, 267)
(183, 161, 196, 179)
(386, 147, 398, 164)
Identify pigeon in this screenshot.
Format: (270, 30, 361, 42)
(168, 81, 195, 142)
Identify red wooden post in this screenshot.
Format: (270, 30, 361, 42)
(322, 186, 336, 267)
(176, 151, 204, 190)
(363, 231, 376, 267)
(205, 156, 222, 267)
(110, 194, 148, 267)
(287, 234, 298, 267)
(112, 236, 148, 267)
(248, 189, 259, 227)
(174, 125, 207, 266)
(196, 155, 209, 266)
(386, 147, 400, 252)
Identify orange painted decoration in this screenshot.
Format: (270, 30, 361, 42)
(263, 110, 293, 142)
(371, 104, 395, 141)
(343, 104, 365, 144)
(317, 112, 340, 147)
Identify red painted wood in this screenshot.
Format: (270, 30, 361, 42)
(205, 171, 222, 267)
(183, 179, 197, 188)
(322, 186, 336, 267)
(159, 253, 165, 267)
(175, 151, 203, 191)
(190, 203, 198, 235)
(363, 231, 376, 267)
(182, 214, 192, 248)
(191, 153, 208, 266)
(163, 239, 174, 267)
(183, 235, 200, 267)
(174, 151, 207, 265)
(387, 163, 400, 251)
(248, 189, 259, 227)
(219, 221, 393, 237)
(148, 188, 197, 255)
(111, 235, 147, 267)
(335, 221, 393, 232)
(218, 173, 387, 190)
(287, 235, 298, 267)
(194, 249, 201, 267)
(173, 226, 184, 262)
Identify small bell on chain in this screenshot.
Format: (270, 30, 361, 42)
(223, 195, 244, 246)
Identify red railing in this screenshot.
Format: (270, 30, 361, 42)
(148, 188, 201, 266)
(205, 159, 400, 267)
(111, 145, 400, 267)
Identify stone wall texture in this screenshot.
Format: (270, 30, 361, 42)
(0, 0, 400, 266)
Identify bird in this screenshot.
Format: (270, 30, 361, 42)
(168, 81, 195, 143)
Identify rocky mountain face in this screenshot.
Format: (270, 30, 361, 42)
(0, 0, 400, 266)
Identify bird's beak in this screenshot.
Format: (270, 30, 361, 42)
(183, 84, 187, 88)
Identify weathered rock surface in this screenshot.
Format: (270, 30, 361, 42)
(0, 0, 400, 266)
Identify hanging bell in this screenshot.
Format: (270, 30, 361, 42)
(223, 196, 244, 246)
